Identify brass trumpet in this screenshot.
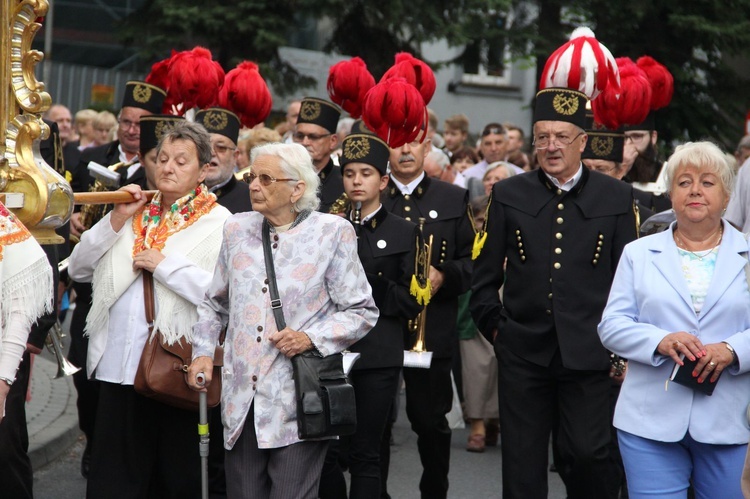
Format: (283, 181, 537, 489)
(404, 218, 433, 368)
(45, 321, 81, 379)
(78, 157, 139, 230)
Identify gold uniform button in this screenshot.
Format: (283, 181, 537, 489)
(554, 262, 561, 270)
(518, 242, 523, 248)
(404, 206, 411, 212)
(515, 229, 520, 235)
(516, 235, 522, 241)
(546, 309, 552, 315)
(521, 256, 526, 262)
(377, 271, 383, 277)
(404, 194, 410, 200)
(556, 217, 564, 224)
(595, 253, 600, 258)
(519, 249, 524, 255)
(593, 259, 599, 264)
(548, 293, 553, 299)
(405, 217, 412, 222)
(599, 234, 604, 240)
(554, 248, 562, 254)
(555, 233, 563, 240)
(556, 189, 562, 195)
(557, 203, 564, 210)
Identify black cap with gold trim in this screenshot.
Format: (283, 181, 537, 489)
(139, 115, 185, 154)
(297, 97, 341, 134)
(340, 133, 390, 175)
(195, 107, 241, 144)
(350, 119, 376, 136)
(533, 88, 588, 128)
(122, 81, 166, 114)
(582, 110, 624, 162)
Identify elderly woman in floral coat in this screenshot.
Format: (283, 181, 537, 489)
(188, 142, 378, 499)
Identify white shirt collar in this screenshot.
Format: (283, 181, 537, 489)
(390, 172, 425, 195)
(544, 163, 583, 191)
(361, 204, 381, 223)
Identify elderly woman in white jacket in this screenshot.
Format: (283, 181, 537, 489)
(599, 141, 750, 499)
(188, 142, 378, 499)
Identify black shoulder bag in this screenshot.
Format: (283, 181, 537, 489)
(261, 219, 357, 439)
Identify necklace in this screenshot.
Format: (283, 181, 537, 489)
(674, 226, 723, 260)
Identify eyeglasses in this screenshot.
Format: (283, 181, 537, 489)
(624, 132, 649, 144)
(243, 172, 298, 186)
(533, 132, 584, 150)
(293, 132, 331, 142)
(213, 144, 237, 155)
(118, 119, 140, 131)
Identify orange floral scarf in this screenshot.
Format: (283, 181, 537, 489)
(132, 184, 217, 255)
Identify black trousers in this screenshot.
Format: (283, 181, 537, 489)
(496, 344, 619, 499)
(86, 382, 204, 499)
(319, 366, 401, 499)
(0, 351, 33, 499)
(68, 285, 99, 447)
(401, 357, 453, 499)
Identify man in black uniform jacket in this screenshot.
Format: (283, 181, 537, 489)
(470, 87, 638, 499)
(293, 97, 344, 213)
(67, 80, 165, 478)
(318, 134, 421, 498)
(381, 130, 474, 499)
(194, 108, 252, 214)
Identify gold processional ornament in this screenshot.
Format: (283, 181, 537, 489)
(0, 0, 73, 244)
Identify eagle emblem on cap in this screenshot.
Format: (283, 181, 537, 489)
(591, 136, 614, 156)
(133, 84, 152, 104)
(203, 111, 228, 131)
(552, 92, 579, 116)
(343, 137, 370, 160)
(300, 101, 321, 121)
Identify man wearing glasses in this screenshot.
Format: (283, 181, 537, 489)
(471, 87, 638, 499)
(195, 108, 252, 214)
(293, 97, 344, 212)
(620, 117, 671, 212)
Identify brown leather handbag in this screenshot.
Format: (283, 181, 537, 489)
(134, 271, 223, 411)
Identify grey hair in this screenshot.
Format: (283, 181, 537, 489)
(427, 150, 450, 172)
(250, 142, 321, 212)
(484, 161, 518, 181)
(157, 120, 213, 166)
(664, 141, 735, 197)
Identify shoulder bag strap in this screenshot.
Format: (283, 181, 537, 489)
(142, 270, 156, 332)
(262, 220, 287, 331)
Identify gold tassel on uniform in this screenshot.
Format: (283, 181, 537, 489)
(471, 191, 492, 260)
(409, 217, 433, 306)
(410, 274, 432, 306)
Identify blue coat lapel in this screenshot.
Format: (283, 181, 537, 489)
(650, 227, 693, 311)
(700, 226, 749, 319)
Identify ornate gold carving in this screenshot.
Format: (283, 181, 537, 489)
(591, 136, 614, 157)
(343, 137, 370, 160)
(203, 110, 228, 131)
(132, 83, 152, 104)
(300, 101, 321, 121)
(0, 0, 73, 243)
(552, 92, 579, 116)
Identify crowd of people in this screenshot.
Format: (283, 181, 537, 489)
(3, 43, 750, 499)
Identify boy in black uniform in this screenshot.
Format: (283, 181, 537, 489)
(381, 131, 474, 499)
(470, 87, 638, 499)
(319, 133, 422, 498)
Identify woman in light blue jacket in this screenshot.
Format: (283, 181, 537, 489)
(599, 141, 750, 499)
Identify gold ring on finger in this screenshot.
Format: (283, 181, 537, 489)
(709, 361, 716, 367)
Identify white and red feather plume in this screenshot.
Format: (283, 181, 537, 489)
(539, 27, 620, 100)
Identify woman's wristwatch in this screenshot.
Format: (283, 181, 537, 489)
(723, 342, 738, 365)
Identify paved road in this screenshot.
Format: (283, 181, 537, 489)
(32, 392, 566, 499)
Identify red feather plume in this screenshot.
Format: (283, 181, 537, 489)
(327, 57, 375, 119)
(167, 47, 225, 114)
(217, 61, 272, 128)
(361, 77, 426, 149)
(380, 53, 436, 105)
(592, 57, 651, 129)
(636, 56, 674, 110)
(146, 51, 177, 113)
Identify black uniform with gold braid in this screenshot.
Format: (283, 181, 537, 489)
(470, 86, 638, 499)
(194, 108, 252, 214)
(319, 133, 423, 498)
(297, 98, 344, 213)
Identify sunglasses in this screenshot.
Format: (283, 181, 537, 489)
(243, 172, 298, 186)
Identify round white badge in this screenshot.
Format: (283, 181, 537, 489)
(429, 210, 438, 219)
(377, 240, 387, 249)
